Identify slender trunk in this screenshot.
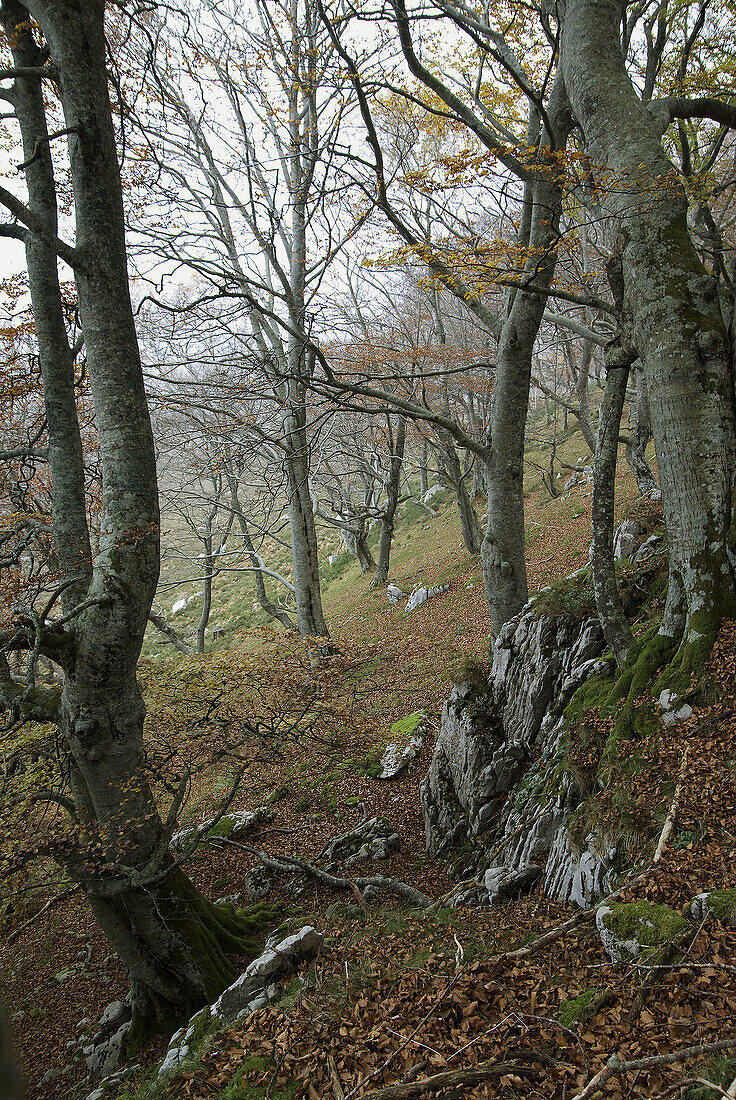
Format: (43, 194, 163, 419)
(471, 458, 486, 499)
(592, 351, 635, 667)
(13, 0, 260, 1029)
(284, 415, 329, 637)
(481, 85, 573, 637)
(196, 522, 213, 654)
(374, 416, 406, 584)
(625, 365, 658, 496)
(227, 475, 296, 632)
(437, 436, 482, 554)
(562, 0, 736, 652)
(457, 474, 483, 555)
(3, 0, 92, 611)
(576, 340, 597, 454)
(341, 525, 375, 573)
(419, 441, 429, 498)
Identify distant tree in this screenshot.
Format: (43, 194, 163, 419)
(130, 0, 362, 639)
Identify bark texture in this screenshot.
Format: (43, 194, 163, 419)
(5, 0, 260, 1029)
(592, 353, 634, 666)
(374, 415, 406, 584)
(561, 0, 736, 649)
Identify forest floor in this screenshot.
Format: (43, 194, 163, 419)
(3, 424, 736, 1100)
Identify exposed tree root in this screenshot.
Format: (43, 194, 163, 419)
(213, 837, 434, 909)
(356, 1055, 545, 1098)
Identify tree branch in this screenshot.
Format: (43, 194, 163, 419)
(648, 96, 736, 135)
(0, 183, 78, 267)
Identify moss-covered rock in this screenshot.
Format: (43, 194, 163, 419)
(558, 988, 603, 1029)
(690, 888, 736, 926)
(596, 901, 687, 963)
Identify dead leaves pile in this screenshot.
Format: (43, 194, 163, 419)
(166, 895, 736, 1100)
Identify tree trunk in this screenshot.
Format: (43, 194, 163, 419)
(418, 441, 429, 498)
(2, 0, 92, 612)
(341, 525, 375, 573)
(284, 415, 329, 637)
(575, 340, 598, 454)
(8, 0, 261, 1030)
(374, 416, 406, 584)
(562, 0, 736, 661)
(436, 436, 482, 555)
(480, 84, 573, 637)
(625, 365, 658, 496)
(226, 475, 296, 632)
(471, 458, 486, 499)
(592, 351, 634, 667)
(60, 670, 253, 1024)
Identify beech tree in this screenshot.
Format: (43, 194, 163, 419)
(0, 0, 264, 1032)
(559, 0, 736, 670)
(129, 0, 363, 639)
(318, 0, 609, 635)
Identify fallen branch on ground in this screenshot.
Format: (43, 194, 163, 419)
(212, 838, 434, 909)
(357, 1055, 545, 1098)
(653, 745, 689, 863)
(572, 1038, 736, 1100)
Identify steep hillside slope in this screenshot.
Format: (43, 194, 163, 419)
(3, 426, 736, 1100)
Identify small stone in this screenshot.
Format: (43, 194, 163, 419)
(320, 818, 399, 869)
(483, 864, 542, 901)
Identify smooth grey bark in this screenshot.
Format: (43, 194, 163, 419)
(437, 437, 483, 555)
(592, 350, 635, 667)
(561, 0, 736, 644)
(341, 521, 376, 573)
(285, 406, 329, 636)
(3, 0, 256, 1029)
(574, 340, 597, 454)
(374, 414, 406, 584)
(625, 365, 658, 496)
(1, 0, 92, 612)
(471, 457, 486, 499)
(480, 127, 572, 634)
(226, 473, 297, 632)
(418, 440, 429, 498)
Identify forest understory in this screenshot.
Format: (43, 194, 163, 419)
(3, 434, 736, 1100)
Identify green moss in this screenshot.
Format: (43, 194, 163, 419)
(532, 569, 596, 621)
(558, 988, 602, 1029)
(388, 711, 426, 739)
(600, 901, 687, 954)
(213, 1054, 298, 1100)
(684, 1055, 736, 1100)
(207, 815, 236, 839)
(449, 656, 488, 685)
(701, 888, 736, 926)
(265, 785, 290, 806)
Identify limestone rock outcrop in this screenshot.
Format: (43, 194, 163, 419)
(420, 599, 617, 907)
